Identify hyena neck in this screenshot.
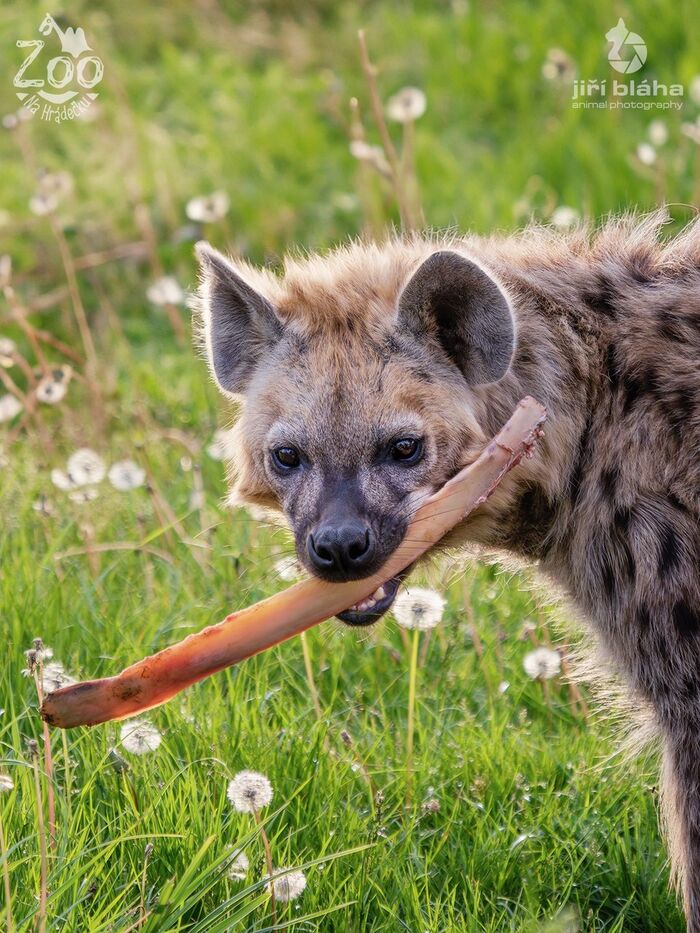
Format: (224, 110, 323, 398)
(465, 281, 610, 584)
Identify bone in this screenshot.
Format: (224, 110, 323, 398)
(41, 396, 546, 729)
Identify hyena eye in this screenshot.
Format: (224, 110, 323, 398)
(271, 445, 301, 471)
(390, 437, 423, 464)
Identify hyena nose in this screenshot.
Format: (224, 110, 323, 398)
(307, 522, 376, 578)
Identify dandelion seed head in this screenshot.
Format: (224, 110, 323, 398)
(42, 662, 77, 694)
(186, 191, 230, 223)
(51, 468, 76, 491)
(29, 192, 59, 216)
(523, 646, 561, 680)
(0, 394, 22, 422)
(36, 375, 67, 405)
(226, 847, 250, 880)
(108, 459, 146, 491)
(681, 119, 700, 146)
(267, 867, 306, 902)
(0, 774, 13, 792)
(147, 276, 185, 306)
(385, 86, 427, 122)
(274, 556, 303, 582)
(206, 428, 235, 461)
(550, 206, 580, 230)
(37, 171, 73, 201)
(393, 587, 446, 631)
(120, 718, 162, 755)
(636, 142, 657, 166)
(68, 486, 99, 503)
(0, 337, 16, 366)
(542, 48, 575, 82)
(227, 770, 273, 812)
(66, 448, 106, 486)
(648, 119, 668, 147)
(348, 140, 391, 175)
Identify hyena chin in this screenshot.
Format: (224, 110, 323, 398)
(197, 211, 700, 928)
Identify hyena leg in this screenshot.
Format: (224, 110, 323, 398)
(661, 721, 700, 931)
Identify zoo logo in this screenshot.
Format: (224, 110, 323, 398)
(13, 14, 103, 123)
(606, 18, 647, 75)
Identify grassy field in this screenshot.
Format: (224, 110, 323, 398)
(1, 1, 699, 930)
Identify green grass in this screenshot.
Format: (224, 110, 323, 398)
(0, 0, 698, 929)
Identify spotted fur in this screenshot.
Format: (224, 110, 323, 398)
(197, 211, 700, 928)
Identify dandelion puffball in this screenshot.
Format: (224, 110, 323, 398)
(0, 394, 22, 422)
(120, 718, 162, 755)
(42, 662, 77, 694)
(108, 459, 146, 491)
(66, 448, 106, 486)
(0, 774, 14, 792)
(523, 647, 561, 680)
(186, 191, 230, 224)
(147, 276, 185, 306)
(267, 867, 307, 902)
(385, 86, 427, 123)
(393, 587, 446, 631)
(227, 770, 273, 813)
(226, 848, 250, 881)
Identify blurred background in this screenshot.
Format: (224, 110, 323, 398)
(0, 1, 699, 930)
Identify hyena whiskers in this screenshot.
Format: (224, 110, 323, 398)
(196, 210, 700, 929)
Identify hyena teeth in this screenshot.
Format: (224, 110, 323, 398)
(373, 585, 386, 600)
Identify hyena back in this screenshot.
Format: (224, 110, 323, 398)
(197, 212, 700, 928)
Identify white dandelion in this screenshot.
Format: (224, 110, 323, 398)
(541, 48, 575, 83)
(29, 192, 59, 216)
(690, 75, 700, 106)
(550, 206, 580, 230)
(648, 120, 668, 147)
(66, 448, 106, 485)
(147, 276, 185, 306)
(225, 848, 250, 881)
(0, 337, 16, 366)
(274, 556, 303, 582)
(681, 119, 700, 146)
(523, 646, 561, 680)
(0, 774, 13, 792)
(206, 428, 235, 461)
(349, 140, 391, 176)
(0, 394, 22, 422)
(108, 459, 146, 491)
(186, 191, 230, 224)
(636, 142, 657, 166)
(37, 171, 73, 201)
(266, 867, 306, 903)
(393, 587, 446, 631)
(227, 770, 273, 813)
(36, 375, 67, 405)
(51, 468, 76, 491)
(385, 87, 427, 123)
(120, 718, 162, 755)
(68, 487, 99, 503)
(42, 662, 77, 694)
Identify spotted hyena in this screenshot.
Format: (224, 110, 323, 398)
(196, 212, 700, 928)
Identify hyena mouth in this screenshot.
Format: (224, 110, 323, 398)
(336, 573, 404, 627)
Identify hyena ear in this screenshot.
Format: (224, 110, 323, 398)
(196, 242, 283, 396)
(398, 250, 515, 385)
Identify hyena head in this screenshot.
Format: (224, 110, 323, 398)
(197, 241, 515, 625)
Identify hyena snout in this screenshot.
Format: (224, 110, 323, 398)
(306, 515, 376, 580)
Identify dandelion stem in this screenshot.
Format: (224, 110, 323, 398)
(0, 805, 14, 933)
(300, 632, 322, 722)
(357, 29, 416, 231)
(405, 627, 420, 809)
(61, 731, 72, 823)
(253, 809, 277, 925)
(33, 668, 57, 849)
(30, 747, 48, 933)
